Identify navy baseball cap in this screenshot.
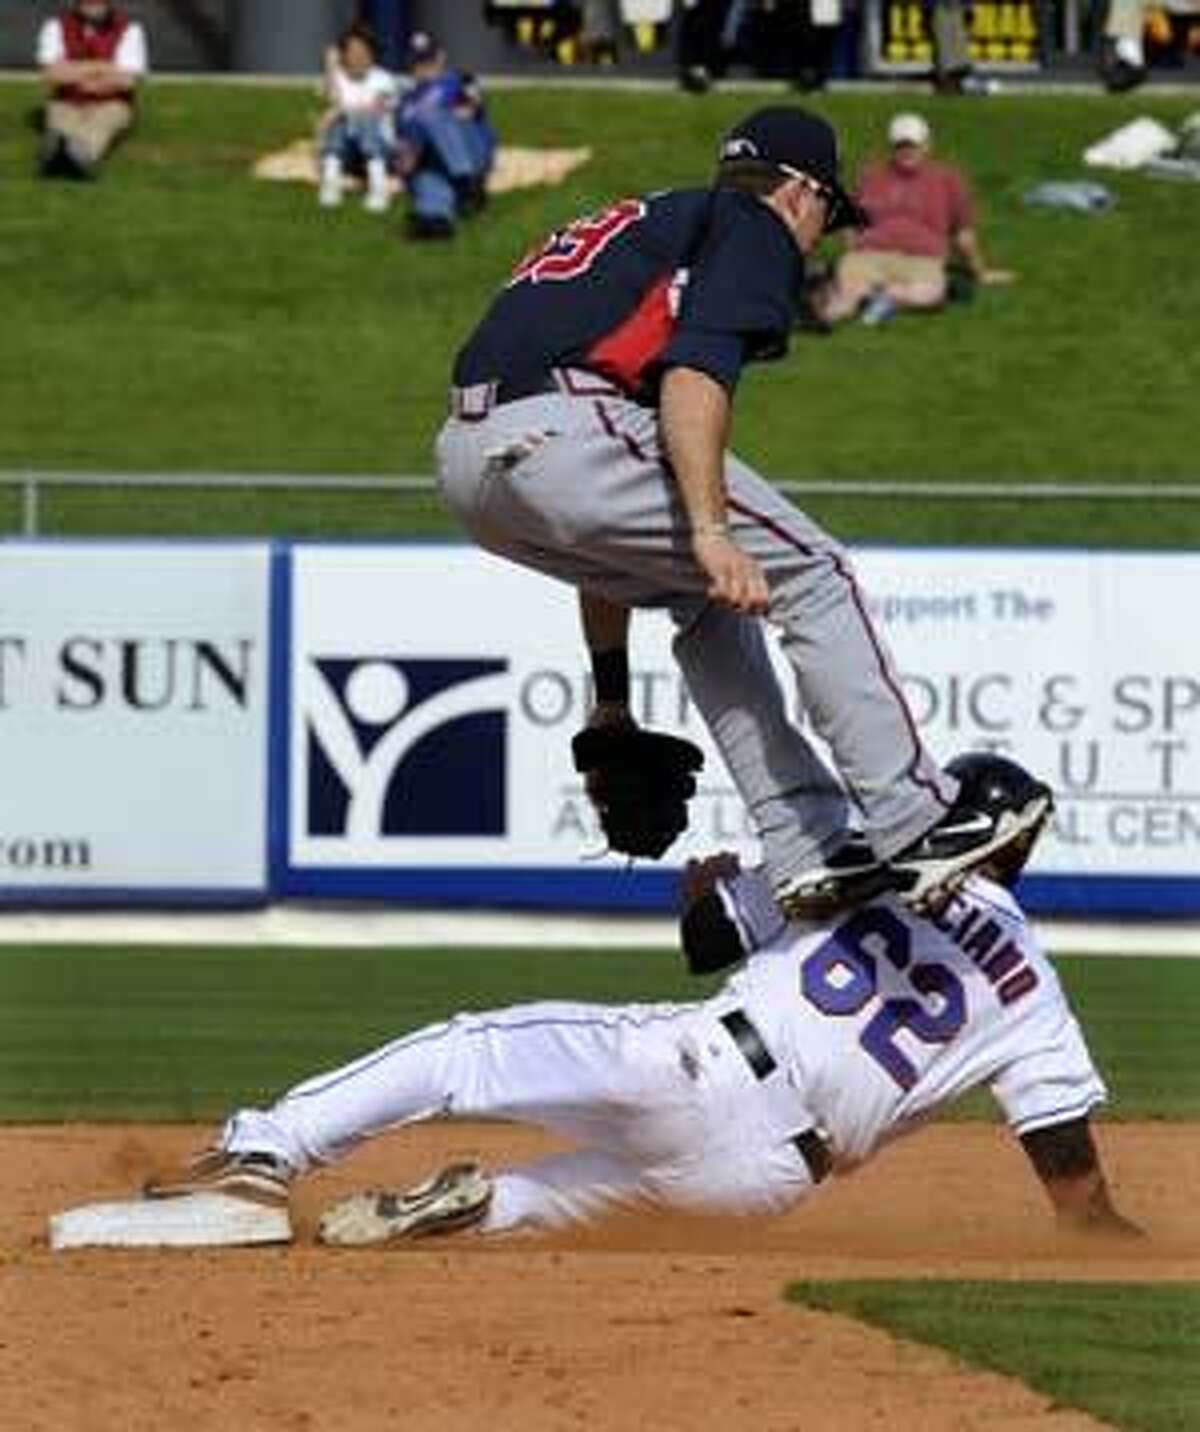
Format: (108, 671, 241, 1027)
(405, 29, 441, 67)
(718, 106, 867, 231)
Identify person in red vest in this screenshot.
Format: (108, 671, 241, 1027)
(36, 1, 149, 179)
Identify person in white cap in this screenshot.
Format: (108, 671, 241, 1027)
(819, 112, 1013, 327)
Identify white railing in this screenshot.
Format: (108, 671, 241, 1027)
(2, 471, 430, 538)
(4, 470, 1200, 538)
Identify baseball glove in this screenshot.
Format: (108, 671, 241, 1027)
(571, 725, 704, 860)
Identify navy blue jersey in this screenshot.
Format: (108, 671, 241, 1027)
(452, 187, 803, 404)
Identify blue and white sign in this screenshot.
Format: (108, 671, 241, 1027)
(281, 543, 1200, 915)
(282, 546, 611, 902)
(10, 540, 1194, 915)
(0, 543, 272, 902)
(862, 550, 1200, 914)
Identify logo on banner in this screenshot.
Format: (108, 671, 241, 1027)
(304, 657, 508, 840)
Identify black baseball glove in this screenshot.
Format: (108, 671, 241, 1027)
(571, 725, 704, 860)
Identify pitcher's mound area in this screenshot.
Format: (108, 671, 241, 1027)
(5, 1122, 1196, 1432)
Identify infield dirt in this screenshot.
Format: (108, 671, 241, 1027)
(7, 1121, 1197, 1432)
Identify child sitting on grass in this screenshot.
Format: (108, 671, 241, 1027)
(317, 25, 397, 214)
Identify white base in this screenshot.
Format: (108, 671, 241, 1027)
(49, 1192, 293, 1250)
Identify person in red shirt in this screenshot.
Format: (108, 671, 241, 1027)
(36, 1, 149, 180)
(818, 112, 1013, 326)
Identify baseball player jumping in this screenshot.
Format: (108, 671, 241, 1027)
(436, 104, 1047, 919)
(125, 755, 1139, 1247)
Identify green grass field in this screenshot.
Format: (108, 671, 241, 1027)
(789, 1281, 1200, 1432)
(1, 944, 1194, 1121)
(2, 81, 1199, 544)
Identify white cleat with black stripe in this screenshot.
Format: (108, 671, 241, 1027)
(318, 1162, 493, 1247)
(774, 836, 893, 922)
(887, 791, 1053, 914)
(775, 752, 1054, 921)
(144, 1149, 293, 1206)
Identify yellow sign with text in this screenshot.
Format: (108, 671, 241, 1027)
(877, 0, 1041, 68)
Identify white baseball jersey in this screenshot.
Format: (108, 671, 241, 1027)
(716, 869, 1107, 1165)
(223, 872, 1104, 1233)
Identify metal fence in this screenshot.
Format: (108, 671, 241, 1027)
(5, 470, 1200, 539)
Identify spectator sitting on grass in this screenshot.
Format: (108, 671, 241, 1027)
(818, 112, 1014, 327)
(318, 24, 398, 214)
(36, 0, 148, 181)
(393, 30, 496, 241)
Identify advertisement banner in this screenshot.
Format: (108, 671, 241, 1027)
(0, 543, 271, 901)
(282, 544, 1200, 916)
(862, 550, 1199, 914)
(865, 0, 1043, 74)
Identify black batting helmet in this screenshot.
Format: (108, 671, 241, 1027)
(944, 752, 1054, 886)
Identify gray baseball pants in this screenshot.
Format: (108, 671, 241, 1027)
(436, 385, 955, 886)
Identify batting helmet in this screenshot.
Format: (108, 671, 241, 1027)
(944, 752, 1054, 886)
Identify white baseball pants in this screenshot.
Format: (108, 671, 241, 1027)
(221, 997, 821, 1232)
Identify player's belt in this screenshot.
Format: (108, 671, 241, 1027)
(719, 1010, 832, 1185)
(449, 366, 626, 421)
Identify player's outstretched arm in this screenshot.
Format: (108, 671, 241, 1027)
(1019, 1117, 1145, 1238)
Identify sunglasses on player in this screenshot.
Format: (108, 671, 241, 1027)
(777, 165, 837, 209)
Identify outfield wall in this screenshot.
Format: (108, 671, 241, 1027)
(2, 540, 1197, 917)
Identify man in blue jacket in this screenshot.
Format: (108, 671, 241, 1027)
(395, 30, 496, 240)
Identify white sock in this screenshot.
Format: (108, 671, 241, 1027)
(1115, 35, 1144, 67)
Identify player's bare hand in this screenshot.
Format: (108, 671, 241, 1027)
(681, 852, 742, 906)
(693, 531, 769, 615)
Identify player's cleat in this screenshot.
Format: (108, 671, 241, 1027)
(886, 786, 1053, 914)
(317, 1162, 492, 1247)
(144, 1149, 293, 1207)
(774, 837, 893, 921)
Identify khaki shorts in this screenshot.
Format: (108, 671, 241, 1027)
(839, 250, 945, 292)
(46, 99, 134, 165)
